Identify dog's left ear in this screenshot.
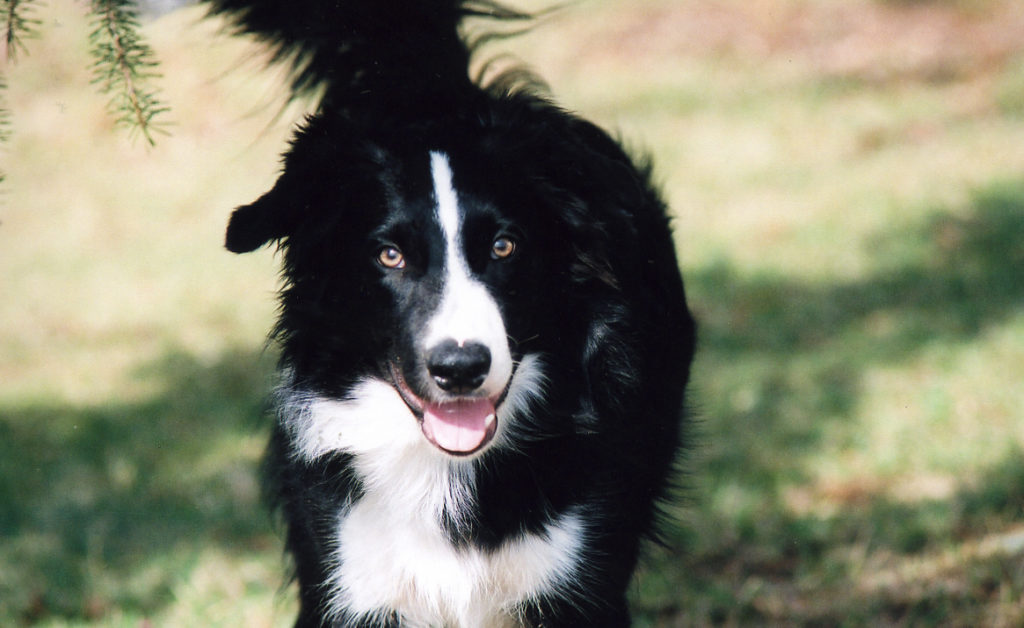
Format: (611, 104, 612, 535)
(225, 176, 300, 253)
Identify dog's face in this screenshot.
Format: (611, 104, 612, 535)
(226, 119, 593, 457)
(374, 151, 528, 455)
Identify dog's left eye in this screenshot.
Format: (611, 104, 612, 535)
(491, 236, 517, 260)
(377, 245, 406, 269)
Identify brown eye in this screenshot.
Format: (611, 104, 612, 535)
(377, 246, 405, 269)
(491, 236, 516, 260)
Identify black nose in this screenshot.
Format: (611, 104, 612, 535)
(426, 340, 491, 394)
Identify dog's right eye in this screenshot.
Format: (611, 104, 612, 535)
(491, 236, 517, 260)
(377, 245, 405, 269)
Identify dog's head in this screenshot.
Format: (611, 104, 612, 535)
(226, 106, 653, 457)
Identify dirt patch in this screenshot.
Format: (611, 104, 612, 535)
(595, 0, 1024, 83)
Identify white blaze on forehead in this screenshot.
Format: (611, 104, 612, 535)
(426, 152, 512, 396)
(431, 151, 462, 258)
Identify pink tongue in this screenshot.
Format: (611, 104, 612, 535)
(422, 398, 496, 454)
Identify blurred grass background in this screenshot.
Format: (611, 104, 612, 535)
(2, 0, 1024, 625)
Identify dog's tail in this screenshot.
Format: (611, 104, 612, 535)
(205, 0, 530, 112)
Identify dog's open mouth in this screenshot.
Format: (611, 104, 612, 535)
(389, 363, 500, 456)
(420, 397, 497, 455)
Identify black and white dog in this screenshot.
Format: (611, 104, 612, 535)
(210, 0, 696, 625)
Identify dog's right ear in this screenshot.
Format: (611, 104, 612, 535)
(224, 179, 298, 254)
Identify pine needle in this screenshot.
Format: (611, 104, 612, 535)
(2, 0, 40, 61)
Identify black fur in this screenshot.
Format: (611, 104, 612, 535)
(212, 1, 696, 625)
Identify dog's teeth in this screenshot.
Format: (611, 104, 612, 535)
(485, 413, 496, 427)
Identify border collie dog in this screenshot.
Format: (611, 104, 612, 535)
(210, 0, 696, 625)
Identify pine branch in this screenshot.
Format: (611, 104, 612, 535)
(3, 0, 40, 60)
(88, 0, 169, 145)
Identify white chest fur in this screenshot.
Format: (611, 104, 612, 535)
(279, 358, 580, 626)
(327, 488, 586, 627)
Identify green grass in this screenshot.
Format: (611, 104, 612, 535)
(3, 0, 1024, 625)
